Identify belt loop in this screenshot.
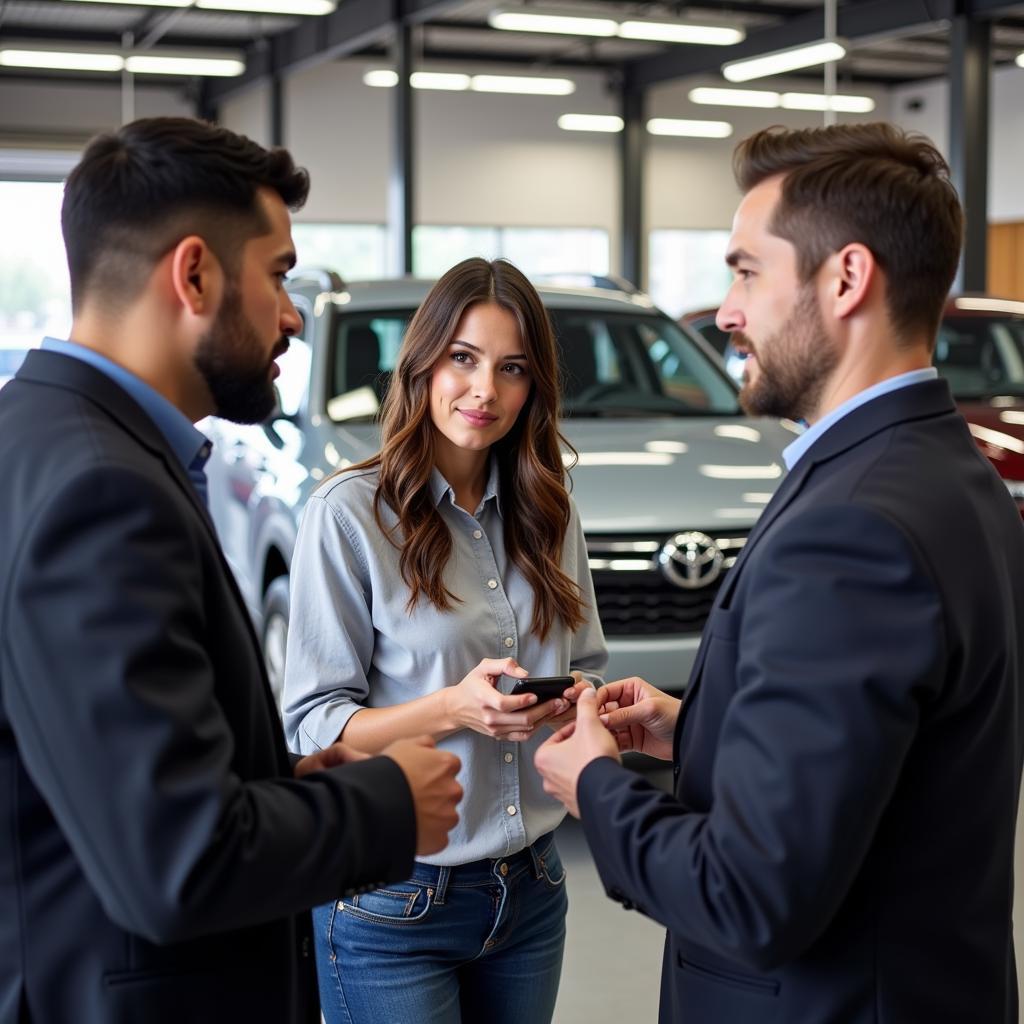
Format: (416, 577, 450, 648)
(433, 865, 451, 905)
(527, 839, 545, 880)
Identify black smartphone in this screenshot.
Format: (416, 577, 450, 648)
(507, 675, 575, 701)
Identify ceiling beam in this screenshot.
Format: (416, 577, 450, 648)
(204, 0, 464, 104)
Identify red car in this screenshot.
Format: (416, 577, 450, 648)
(937, 297, 1024, 513)
(682, 296, 1024, 514)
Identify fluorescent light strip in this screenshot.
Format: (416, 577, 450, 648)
(780, 92, 874, 112)
(647, 118, 733, 139)
(64, 0, 190, 5)
(488, 11, 618, 37)
(411, 71, 470, 90)
(126, 54, 245, 77)
(0, 49, 124, 72)
(471, 74, 575, 95)
(1017, 52, 1024, 68)
(689, 86, 779, 108)
(619, 21, 744, 45)
(723, 40, 846, 82)
(364, 69, 398, 88)
(558, 113, 624, 133)
(196, 0, 336, 12)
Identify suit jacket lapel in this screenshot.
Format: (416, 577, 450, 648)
(676, 379, 958, 740)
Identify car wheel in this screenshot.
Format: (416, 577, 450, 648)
(261, 576, 290, 704)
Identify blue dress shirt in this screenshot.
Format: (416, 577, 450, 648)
(41, 337, 212, 505)
(782, 368, 939, 470)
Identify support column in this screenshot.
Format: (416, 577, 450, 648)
(389, 20, 415, 277)
(620, 81, 645, 289)
(949, 13, 990, 293)
(269, 73, 284, 147)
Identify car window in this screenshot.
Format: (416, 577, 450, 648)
(326, 308, 740, 421)
(0, 349, 28, 377)
(935, 316, 1024, 398)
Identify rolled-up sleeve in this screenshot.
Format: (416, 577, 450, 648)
(282, 493, 374, 755)
(566, 501, 608, 686)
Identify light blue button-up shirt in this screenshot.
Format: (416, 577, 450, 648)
(282, 461, 608, 866)
(41, 337, 212, 499)
(782, 368, 939, 471)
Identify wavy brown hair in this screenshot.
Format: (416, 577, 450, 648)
(351, 257, 585, 642)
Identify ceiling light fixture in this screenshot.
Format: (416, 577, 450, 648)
(780, 91, 874, 112)
(618, 21, 744, 46)
(557, 113, 624, 132)
(488, 10, 618, 36)
(196, 0, 336, 12)
(411, 71, 471, 90)
(647, 118, 733, 138)
(0, 48, 125, 72)
(1016, 51, 1024, 68)
(722, 40, 846, 82)
(0, 44, 244, 76)
(364, 69, 399, 87)
(471, 74, 575, 95)
(689, 86, 779, 108)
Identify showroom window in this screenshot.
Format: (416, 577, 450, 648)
(290, 223, 387, 281)
(648, 229, 733, 320)
(0, 180, 71, 379)
(412, 225, 609, 279)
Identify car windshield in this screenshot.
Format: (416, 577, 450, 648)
(325, 307, 740, 422)
(935, 315, 1024, 399)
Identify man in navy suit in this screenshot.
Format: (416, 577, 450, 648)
(0, 118, 463, 1024)
(536, 123, 1024, 1022)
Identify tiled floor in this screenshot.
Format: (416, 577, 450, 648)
(552, 762, 1024, 1024)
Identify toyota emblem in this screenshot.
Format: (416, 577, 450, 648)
(659, 532, 724, 590)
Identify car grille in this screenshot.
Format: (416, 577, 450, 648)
(586, 532, 748, 636)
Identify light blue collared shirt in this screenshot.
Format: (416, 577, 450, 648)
(782, 368, 939, 471)
(282, 462, 608, 866)
(41, 337, 212, 502)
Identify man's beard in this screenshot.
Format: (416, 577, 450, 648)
(194, 284, 288, 424)
(737, 285, 838, 421)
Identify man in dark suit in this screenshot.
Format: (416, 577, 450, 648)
(0, 118, 463, 1024)
(536, 123, 1024, 1022)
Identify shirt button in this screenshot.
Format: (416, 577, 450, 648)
(473, 530, 482, 539)
(504, 637, 514, 648)
(507, 805, 517, 816)
(504, 752, 513, 764)
(487, 579, 498, 590)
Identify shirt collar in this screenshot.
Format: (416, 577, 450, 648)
(41, 337, 211, 474)
(782, 367, 939, 471)
(430, 457, 503, 518)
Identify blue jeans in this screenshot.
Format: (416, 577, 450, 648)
(313, 833, 568, 1024)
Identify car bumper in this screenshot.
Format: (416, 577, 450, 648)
(603, 634, 702, 695)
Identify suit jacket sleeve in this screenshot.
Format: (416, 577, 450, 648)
(578, 503, 946, 970)
(2, 463, 416, 945)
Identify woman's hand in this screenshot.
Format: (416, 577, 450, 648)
(444, 658, 570, 742)
(541, 672, 595, 730)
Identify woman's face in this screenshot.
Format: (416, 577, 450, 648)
(429, 300, 533, 460)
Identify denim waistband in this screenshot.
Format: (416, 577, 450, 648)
(410, 833, 556, 904)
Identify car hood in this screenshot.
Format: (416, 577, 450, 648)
(956, 401, 1024, 480)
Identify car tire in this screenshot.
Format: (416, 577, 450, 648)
(261, 576, 290, 704)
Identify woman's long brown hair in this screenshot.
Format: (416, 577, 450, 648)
(351, 257, 585, 642)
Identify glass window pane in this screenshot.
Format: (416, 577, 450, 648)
(499, 227, 609, 277)
(291, 223, 386, 281)
(412, 226, 501, 278)
(0, 181, 70, 373)
(648, 229, 732, 320)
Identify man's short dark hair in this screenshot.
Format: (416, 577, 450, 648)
(733, 123, 964, 344)
(62, 117, 310, 313)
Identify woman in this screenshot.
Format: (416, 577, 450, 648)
(282, 257, 607, 1024)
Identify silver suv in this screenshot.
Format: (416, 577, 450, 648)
(204, 271, 797, 698)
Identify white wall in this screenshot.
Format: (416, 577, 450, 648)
(890, 62, 1024, 222)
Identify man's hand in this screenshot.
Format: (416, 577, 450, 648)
(293, 740, 370, 778)
(534, 688, 619, 818)
(382, 736, 463, 856)
(541, 673, 594, 730)
(597, 676, 681, 761)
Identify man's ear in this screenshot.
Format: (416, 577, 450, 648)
(168, 235, 222, 317)
(824, 242, 876, 321)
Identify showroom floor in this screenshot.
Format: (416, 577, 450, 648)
(551, 763, 1024, 1024)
